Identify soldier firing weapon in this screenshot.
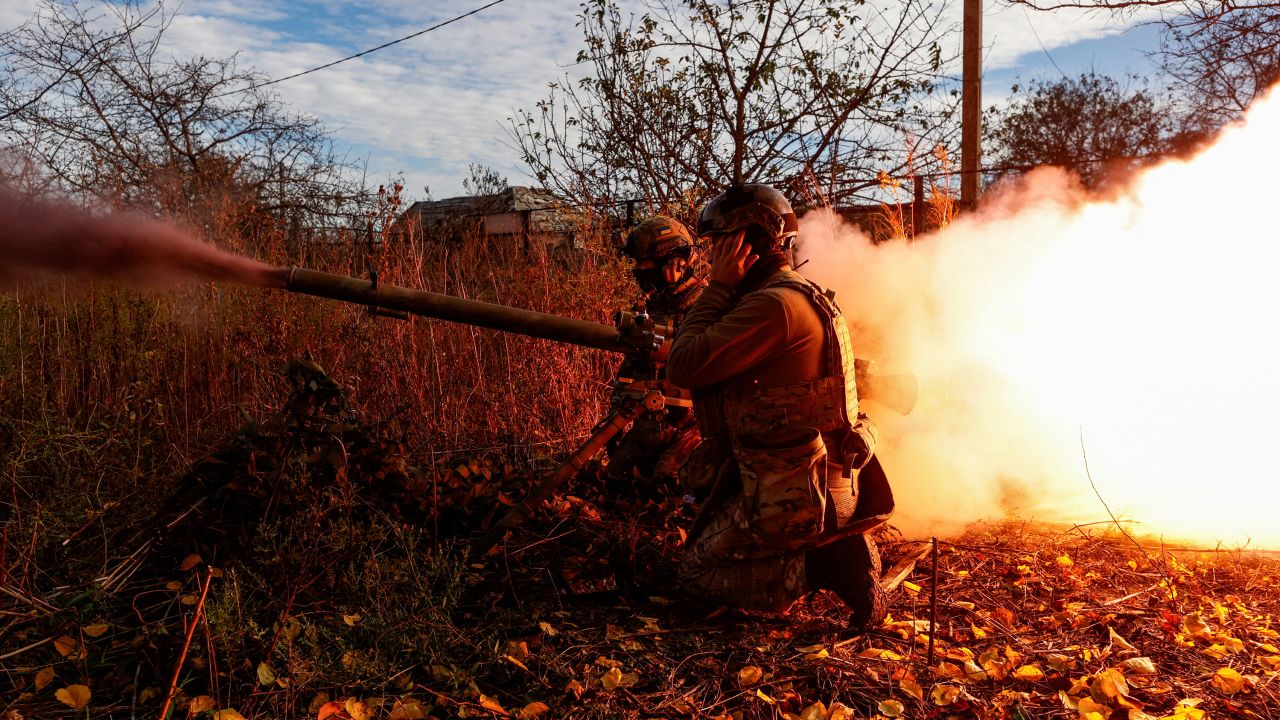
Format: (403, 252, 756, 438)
(274, 264, 918, 561)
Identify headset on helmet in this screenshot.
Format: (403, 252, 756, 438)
(623, 216, 694, 263)
(697, 184, 799, 249)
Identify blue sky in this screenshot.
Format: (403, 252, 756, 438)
(0, 0, 1167, 201)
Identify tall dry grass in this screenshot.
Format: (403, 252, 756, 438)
(0, 203, 632, 538)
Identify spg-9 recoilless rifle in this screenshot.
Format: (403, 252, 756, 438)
(277, 267, 918, 559)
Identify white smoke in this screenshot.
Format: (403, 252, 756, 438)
(795, 85, 1280, 546)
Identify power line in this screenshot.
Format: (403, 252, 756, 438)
(210, 0, 510, 99)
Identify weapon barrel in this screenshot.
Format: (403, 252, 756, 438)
(282, 266, 631, 353)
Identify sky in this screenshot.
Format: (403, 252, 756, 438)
(0, 0, 1167, 201)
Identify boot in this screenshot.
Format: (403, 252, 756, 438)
(806, 533, 887, 631)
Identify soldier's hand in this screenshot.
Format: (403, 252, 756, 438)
(707, 230, 757, 288)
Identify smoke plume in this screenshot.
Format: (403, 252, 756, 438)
(796, 84, 1280, 546)
(0, 184, 282, 288)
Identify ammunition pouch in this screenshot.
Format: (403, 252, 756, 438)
(734, 427, 827, 549)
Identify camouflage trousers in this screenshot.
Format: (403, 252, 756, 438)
(678, 427, 830, 612)
(678, 494, 808, 612)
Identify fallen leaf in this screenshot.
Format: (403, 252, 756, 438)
(931, 684, 961, 705)
(256, 662, 276, 687)
(1109, 627, 1138, 652)
(180, 553, 203, 571)
(55, 685, 90, 710)
(1211, 667, 1246, 694)
(879, 699, 905, 717)
(827, 702, 856, 720)
(478, 695, 507, 715)
(755, 688, 776, 704)
(601, 666, 623, 690)
(53, 636, 79, 658)
(343, 614, 362, 626)
(1121, 657, 1157, 675)
(899, 673, 924, 702)
(82, 623, 108, 638)
(517, 702, 550, 719)
(34, 667, 54, 691)
(316, 700, 349, 720)
(344, 697, 372, 720)
(538, 621, 558, 637)
(737, 666, 763, 687)
(189, 695, 216, 713)
(1057, 554, 1074, 568)
(212, 711, 246, 720)
(1013, 665, 1045, 681)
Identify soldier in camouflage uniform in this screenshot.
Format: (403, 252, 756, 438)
(666, 185, 894, 629)
(603, 217, 707, 489)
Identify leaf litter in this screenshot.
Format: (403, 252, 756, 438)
(4, 365, 1280, 719)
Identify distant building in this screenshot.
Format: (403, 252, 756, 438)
(398, 186, 581, 250)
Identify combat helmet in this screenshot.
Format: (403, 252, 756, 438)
(697, 184, 799, 249)
(623, 216, 694, 264)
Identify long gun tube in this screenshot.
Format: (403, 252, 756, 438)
(282, 266, 638, 354)
(279, 266, 918, 415)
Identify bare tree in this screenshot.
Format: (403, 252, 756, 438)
(1004, 0, 1280, 136)
(0, 1, 367, 229)
(510, 0, 955, 212)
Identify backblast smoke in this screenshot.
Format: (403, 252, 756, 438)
(797, 82, 1280, 548)
(0, 184, 282, 288)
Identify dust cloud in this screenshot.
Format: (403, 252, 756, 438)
(796, 83, 1280, 546)
(0, 184, 282, 288)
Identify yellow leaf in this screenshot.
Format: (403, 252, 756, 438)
(517, 702, 550, 719)
(343, 614, 362, 626)
(1077, 697, 1109, 719)
(902, 580, 922, 595)
(82, 623, 108, 638)
(55, 685, 91, 710)
(1121, 657, 1157, 675)
(796, 643, 825, 653)
(189, 695, 216, 713)
(954, 601, 976, 610)
(737, 666, 763, 686)
(971, 623, 988, 639)
(538, 621, 558, 637)
(212, 710, 246, 720)
(879, 699, 905, 717)
(931, 684, 961, 705)
(1013, 665, 1045, 681)
(34, 666, 55, 691)
(755, 688, 776, 704)
(181, 594, 197, 605)
(804, 648, 830, 661)
(1109, 627, 1137, 652)
(1260, 655, 1280, 670)
(1211, 667, 1245, 694)
(601, 666, 623, 690)
(53, 636, 79, 658)
(1182, 613, 1212, 639)
(1057, 554, 1074, 568)
(256, 662, 276, 686)
(345, 697, 372, 720)
(859, 647, 904, 661)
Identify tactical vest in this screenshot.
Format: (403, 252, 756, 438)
(721, 270, 859, 442)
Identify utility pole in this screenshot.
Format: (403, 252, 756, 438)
(961, 0, 982, 206)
